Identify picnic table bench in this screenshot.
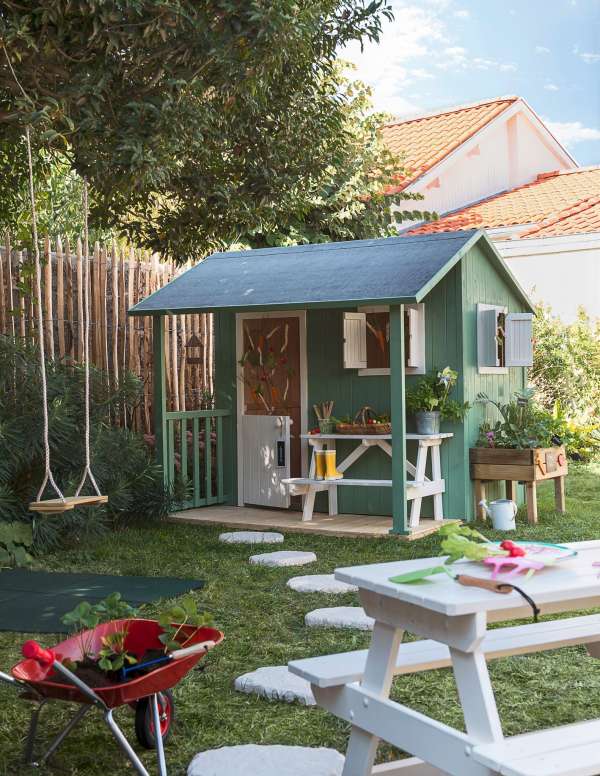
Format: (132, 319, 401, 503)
(283, 432, 452, 525)
(289, 540, 600, 776)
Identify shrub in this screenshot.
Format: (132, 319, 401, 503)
(0, 336, 174, 552)
(532, 305, 600, 423)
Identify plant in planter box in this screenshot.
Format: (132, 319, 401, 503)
(476, 389, 563, 450)
(406, 367, 470, 434)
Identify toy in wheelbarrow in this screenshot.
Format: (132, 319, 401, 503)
(0, 617, 224, 776)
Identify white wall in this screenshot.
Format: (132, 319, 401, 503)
(496, 233, 600, 322)
(404, 105, 573, 218)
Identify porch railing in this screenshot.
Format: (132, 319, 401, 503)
(165, 409, 230, 508)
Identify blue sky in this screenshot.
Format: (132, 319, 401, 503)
(343, 0, 600, 165)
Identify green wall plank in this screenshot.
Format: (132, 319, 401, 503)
(459, 243, 529, 519)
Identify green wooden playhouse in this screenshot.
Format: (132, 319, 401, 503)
(129, 229, 534, 535)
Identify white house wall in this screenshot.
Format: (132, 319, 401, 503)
(403, 107, 573, 218)
(496, 233, 600, 323)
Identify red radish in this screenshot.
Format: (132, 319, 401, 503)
(500, 540, 526, 557)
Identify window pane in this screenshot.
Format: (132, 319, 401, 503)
(365, 312, 390, 369)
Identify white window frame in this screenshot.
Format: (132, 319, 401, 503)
(477, 303, 508, 375)
(357, 304, 426, 377)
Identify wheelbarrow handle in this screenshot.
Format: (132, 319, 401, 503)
(171, 640, 216, 660)
(22, 640, 56, 666)
(22, 640, 106, 708)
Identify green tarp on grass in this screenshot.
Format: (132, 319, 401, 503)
(0, 570, 204, 633)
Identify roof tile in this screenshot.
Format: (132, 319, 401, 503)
(406, 167, 600, 238)
(382, 97, 518, 189)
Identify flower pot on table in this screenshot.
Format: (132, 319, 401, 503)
(414, 411, 441, 435)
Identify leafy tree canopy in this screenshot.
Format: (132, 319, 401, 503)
(1, 0, 397, 262)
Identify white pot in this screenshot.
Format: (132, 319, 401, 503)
(481, 499, 517, 531)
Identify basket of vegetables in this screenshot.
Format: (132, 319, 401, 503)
(335, 406, 391, 435)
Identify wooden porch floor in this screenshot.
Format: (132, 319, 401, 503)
(169, 505, 457, 540)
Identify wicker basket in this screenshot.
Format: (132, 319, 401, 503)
(335, 406, 391, 435)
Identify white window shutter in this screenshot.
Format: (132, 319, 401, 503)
(406, 307, 420, 368)
(505, 313, 534, 367)
(343, 312, 367, 369)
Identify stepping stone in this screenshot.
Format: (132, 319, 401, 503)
(305, 606, 374, 631)
(234, 665, 315, 705)
(188, 745, 344, 776)
(250, 550, 317, 568)
(287, 574, 358, 594)
(219, 531, 284, 545)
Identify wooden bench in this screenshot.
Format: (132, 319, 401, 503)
(289, 613, 600, 687)
(283, 477, 440, 522)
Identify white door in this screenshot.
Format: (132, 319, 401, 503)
(241, 415, 291, 508)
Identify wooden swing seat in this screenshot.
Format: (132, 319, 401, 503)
(29, 495, 108, 514)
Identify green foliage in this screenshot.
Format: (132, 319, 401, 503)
(157, 595, 213, 653)
(98, 629, 138, 672)
(61, 592, 138, 661)
(405, 366, 470, 421)
(241, 68, 436, 248)
(437, 522, 501, 565)
(0, 0, 402, 262)
(0, 336, 174, 553)
(0, 521, 33, 567)
(476, 388, 599, 457)
(530, 305, 600, 459)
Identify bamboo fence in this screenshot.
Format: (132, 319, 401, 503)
(0, 233, 214, 434)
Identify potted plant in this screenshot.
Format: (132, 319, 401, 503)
(406, 367, 470, 434)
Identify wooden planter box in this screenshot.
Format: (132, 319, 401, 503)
(469, 446, 568, 524)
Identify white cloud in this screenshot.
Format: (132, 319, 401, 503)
(342, 2, 446, 114)
(535, 45, 551, 54)
(545, 120, 600, 147)
(544, 83, 559, 91)
(454, 9, 470, 18)
(581, 52, 600, 64)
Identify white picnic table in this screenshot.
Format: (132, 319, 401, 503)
(284, 432, 453, 525)
(289, 540, 600, 776)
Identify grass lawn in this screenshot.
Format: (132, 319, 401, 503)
(2, 463, 600, 775)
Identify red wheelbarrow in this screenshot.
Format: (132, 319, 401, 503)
(0, 618, 224, 775)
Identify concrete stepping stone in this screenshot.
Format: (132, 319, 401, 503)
(219, 531, 284, 545)
(234, 665, 315, 705)
(250, 550, 317, 568)
(305, 606, 374, 631)
(287, 574, 358, 594)
(188, 745, 344, 776)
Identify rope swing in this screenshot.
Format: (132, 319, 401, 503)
(26, 128, 107, 515)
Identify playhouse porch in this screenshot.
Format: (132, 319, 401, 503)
(168, 504, 455, 541)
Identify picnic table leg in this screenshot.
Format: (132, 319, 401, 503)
(526, 481, 538, 524)
(302, 488, 316, 522)
(342, 622, 404, 776)
(449, 646, 503, 743)
(554, 475, 566, 513)
(431, 443, 444, 521)
(409, 442, 428, 528)
(329, 440, 339, 516)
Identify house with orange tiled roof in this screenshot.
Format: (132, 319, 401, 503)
(383, 96, 577, 217)
(383, 98, 600, 321)
(404, 167, 600, 322)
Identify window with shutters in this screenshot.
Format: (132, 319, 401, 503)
(342, 305, 425, 376)
(477, 304, 533, 373)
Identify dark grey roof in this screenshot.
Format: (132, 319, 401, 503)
(129, 229, 529, 315)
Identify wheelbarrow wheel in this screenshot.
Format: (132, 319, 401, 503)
(135, 689, 175, 749)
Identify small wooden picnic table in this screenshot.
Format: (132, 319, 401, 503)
(290, 540, 600, 776)
(284, 432, 452, 527)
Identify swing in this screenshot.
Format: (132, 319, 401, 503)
(24, 128, 108, 515)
